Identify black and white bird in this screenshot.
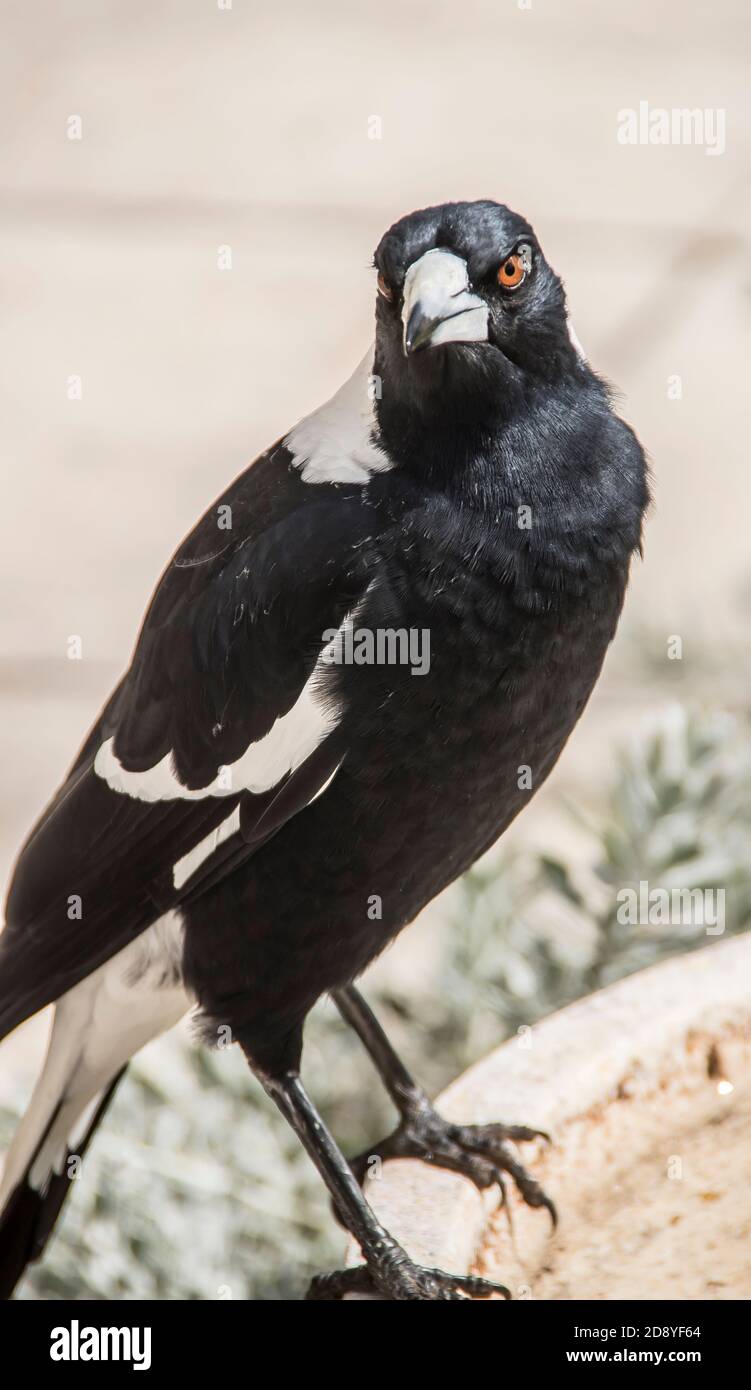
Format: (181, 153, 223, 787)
(0, 200, 648, 1300)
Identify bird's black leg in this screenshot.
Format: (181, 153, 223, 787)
(257, 1067, 510, 1300)
(333, 985, 556, 1225)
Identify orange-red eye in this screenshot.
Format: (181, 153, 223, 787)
(497, 252, 527, 289)
(377, 272, 394, 301)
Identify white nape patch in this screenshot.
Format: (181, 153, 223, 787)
(173, 805, 241, 890)
(567, 318, 587, 361)
(283, 350, 392, 485)
(95, 627, 345, 804)
(402, 249, 488, 352)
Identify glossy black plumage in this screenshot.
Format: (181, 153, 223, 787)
(0, 200, 648, 1298)
(1, 200, 648, 1055)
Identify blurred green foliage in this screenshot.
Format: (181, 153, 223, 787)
(2, 704, 749, 1299)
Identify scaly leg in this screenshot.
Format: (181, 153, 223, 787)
(257, 1067, 510, 1300)
(333, 985, 556, 1224)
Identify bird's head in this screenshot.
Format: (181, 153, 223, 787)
(372, 201, 584, 450)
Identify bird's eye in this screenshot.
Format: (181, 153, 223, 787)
(377, 272, 394, 301)
(497, 250, 529, 290)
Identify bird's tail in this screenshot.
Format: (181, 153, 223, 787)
(0, 1068, 125, 1299)
(0, 913, 190, 1298)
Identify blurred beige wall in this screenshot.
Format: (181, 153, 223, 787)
(0, 0, 748, 894)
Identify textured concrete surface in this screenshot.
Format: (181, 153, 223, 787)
(349, 933, 751, 1298)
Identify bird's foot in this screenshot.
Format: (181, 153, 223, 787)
(350, 1096, 556, 1225)
(306, 1245, 510, 1301)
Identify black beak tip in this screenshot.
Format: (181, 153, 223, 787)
(404, 307, 434, 357)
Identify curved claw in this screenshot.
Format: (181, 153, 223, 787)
(485, 1142, 557, 1227)
(544, 1193, 558, 1229)
(447, 1272, 511, 1300)
(477, 1122, 552, 1147)
(347, 1110, 557, 1235)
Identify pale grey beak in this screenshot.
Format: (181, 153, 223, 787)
(402, 249, 488, 356)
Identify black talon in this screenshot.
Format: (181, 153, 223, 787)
(349, 1112, 556, 1227)
(477, 1122, 552, 1146)
(446, 1273, 512, 1300)
(305, 1262, 511, 1301)
(328, 987, 557, 1299)
(543, 1194, 558, 1229)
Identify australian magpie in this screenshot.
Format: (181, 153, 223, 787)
(0, 199, 648, 1300)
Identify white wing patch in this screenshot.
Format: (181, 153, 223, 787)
(95, 627, 345, 803)
(171, 756, 343, 891)
(283, 349, 393, 485)
(172, 805, 241, 890)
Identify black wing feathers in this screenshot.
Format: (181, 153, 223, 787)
(1, 445, 380, 1040)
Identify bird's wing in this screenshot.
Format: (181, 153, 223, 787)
(0, 446, 381, 1038)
